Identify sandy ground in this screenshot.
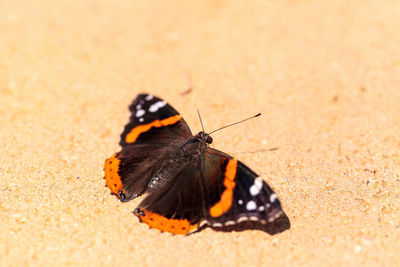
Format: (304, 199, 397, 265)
(1, 0, 400, 266)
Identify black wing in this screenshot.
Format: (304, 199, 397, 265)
(104, 93, 192, 201)
(120, 93, 192, 146)
(205, 149, 290, 234)
(133, 158, 208, 235)
(133, 147, 290, 235)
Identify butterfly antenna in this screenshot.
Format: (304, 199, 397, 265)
(208, 113, 261, 135)
(197, 109, 205, 132)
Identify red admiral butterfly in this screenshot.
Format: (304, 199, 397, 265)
(104, 93, 290, 235)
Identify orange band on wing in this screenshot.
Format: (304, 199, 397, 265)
(209, 159, 238, 217)
(125, 115, 182, 143)
(104, 153, 125, 199)
(135, 209, 198, 235)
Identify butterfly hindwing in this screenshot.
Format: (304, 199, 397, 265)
(133, 159, 208, 235)
(133, 148, 236, 234)
(104, 141, 184, 201)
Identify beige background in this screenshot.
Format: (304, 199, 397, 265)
(1, 0, 399, 266)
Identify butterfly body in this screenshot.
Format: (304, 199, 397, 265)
(104, 93, 290, 235)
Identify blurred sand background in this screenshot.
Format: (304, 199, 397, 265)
(1, 0, 399, 266)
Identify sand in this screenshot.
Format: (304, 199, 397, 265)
(1, 0, 399, 266)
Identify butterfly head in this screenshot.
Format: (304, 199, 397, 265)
(196, 131, 213, 144)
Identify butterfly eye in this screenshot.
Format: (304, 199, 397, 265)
(206, 136, 213, 144)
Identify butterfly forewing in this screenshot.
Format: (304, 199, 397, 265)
(104, 93, 191, 200)
(119, 93, 192, 146)
(203, 148, 286, 227)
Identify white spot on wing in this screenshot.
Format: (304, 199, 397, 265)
(268, 210, 283, 222)
(199, 221, 208, 228)
(246, 200, 256, 211)
(238, 199, 243, 205)
(249, 177, 263, 196)
(270, 193, 277, 203)
(258, 206, 265, 211)
(249, 216, 259, 221)
(149, 101, 167, 113)
(224, 221, 235, 226)
(255, 177, 263, 187)
(136, 104, 142, 110)
(237, 217, 249, 223)
(145, 94, 154, 101)
(139, 118, 144, 122)
(136, 109, 145, 117)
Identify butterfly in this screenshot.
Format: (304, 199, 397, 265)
(104, 93, 290, 235)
